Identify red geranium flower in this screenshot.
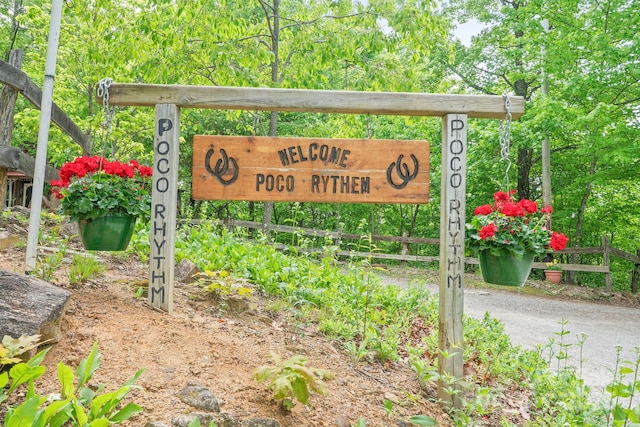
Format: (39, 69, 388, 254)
(479, 223, 497, 239)
(474, 204, 493, 216)
(500, 201, 525, 217)
(494, 191, 510, 203)
(518, 199, 538, 214)
(549, 232, 568, 251)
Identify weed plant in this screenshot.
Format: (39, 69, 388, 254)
(252, 353, 334, 411)
(69, 254, 105, 285)
(35, 239, 69, 282)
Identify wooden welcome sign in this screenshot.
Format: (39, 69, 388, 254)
(192, 136, 429, 204)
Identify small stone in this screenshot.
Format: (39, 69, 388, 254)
(241, 418, 280, 427)
(171, 413, 215, 427)
(335, 415, 351, 427)
(175, 258, 201, 283)
(145, 422, 169, 427)
(383, 391, 401, 405)
(213, 412, 241, 427)
(176, 385, 220, 412)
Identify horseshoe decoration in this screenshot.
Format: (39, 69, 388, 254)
(386, 154, 419, 190)
(205, 146, 239, 186)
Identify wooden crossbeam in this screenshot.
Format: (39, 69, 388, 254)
(101, 83, 524, 120)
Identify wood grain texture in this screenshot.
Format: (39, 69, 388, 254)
(102, 84, 524, 119)
(149, 104, 180, 314)
(0, 59, 91, 153)
(438, 114, 467, 409)
(0, 146, 59, 182)
(192, 136, 429, 204)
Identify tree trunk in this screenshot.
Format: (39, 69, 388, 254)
(517, 147, 532, 199)
(261, 111, 277, 227)
(261, 0, 280, 228)
(567, 157, 597, 283)
(0, 49, 24, 209)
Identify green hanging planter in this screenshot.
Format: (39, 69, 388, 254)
(78, 215, 137, 251)
(478, 250, 534, 287)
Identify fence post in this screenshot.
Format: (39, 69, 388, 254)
(401, 231, 408, 266)
(333, 226, 343, 260)
(602, 235, 612, 292)
(632, 249, 640, 294)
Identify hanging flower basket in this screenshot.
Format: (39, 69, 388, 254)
(479, 250, 535, 287)
(51, 156, 152, 251)
(466, 190, 568, 287)
(78, 215, 137, 251)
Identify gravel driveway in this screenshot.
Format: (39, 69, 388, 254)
(382, 272, 640, 402)
(461, 287, 640, 401)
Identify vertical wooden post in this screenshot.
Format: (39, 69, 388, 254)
(0, 49, 24, 207)
(149, 104, 180, 313)
(401, 231, 408, 266)
(602, 235, 612, 292)
(438, 114, 467, 408)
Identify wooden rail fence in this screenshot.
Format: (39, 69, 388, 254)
(198, 219, 640, 293)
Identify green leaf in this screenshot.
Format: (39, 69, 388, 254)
(77, 341, 101, 388)
(73, 401, 88, 426)
(110, 402, 144, 422)
(57, 362, 75, 400)
(123, 368, 145, 387)
(0, 371, 8, 389)
(408, 414, 437, 426)
(42, 399, 72, 427)
(26, 380, 36, 399)
(290, 377, 310, 405)
(78, 385, 96, 406)
(7, 363, 46, 395)
(5, 396, 41, 427)
(272, 376, 292, 401)
(89, 391, 115, 419)
(252, 366, 277, 383)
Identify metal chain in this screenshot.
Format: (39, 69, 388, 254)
(499, 94, 512, 190)
(97, 78, 115, 157)
(97, 78, 114, 130)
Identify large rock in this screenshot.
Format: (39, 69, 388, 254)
(0, 269, 71, 342)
